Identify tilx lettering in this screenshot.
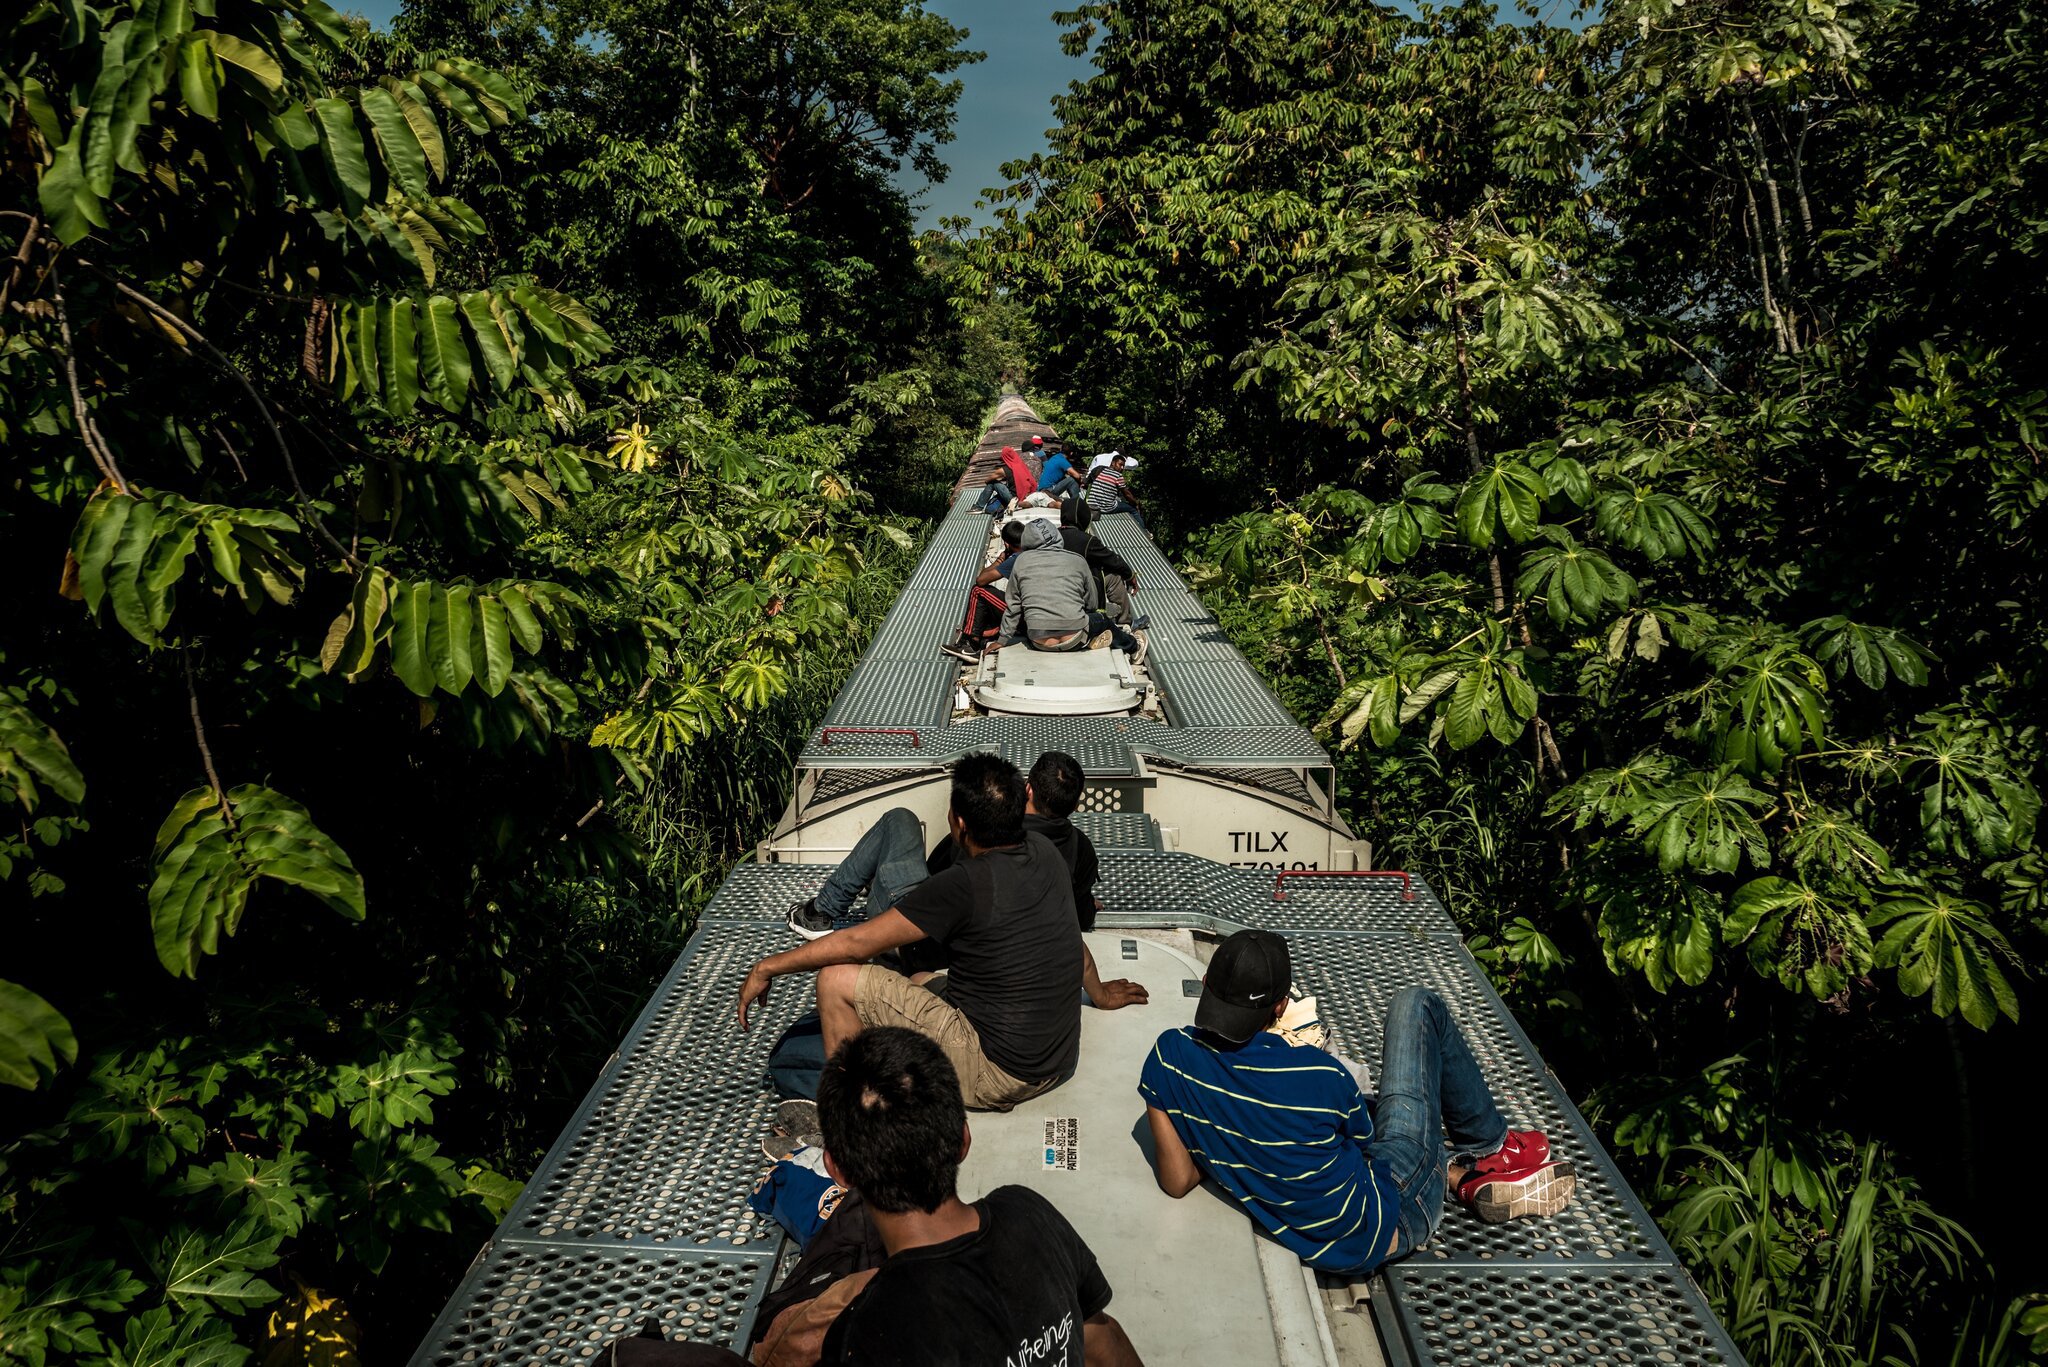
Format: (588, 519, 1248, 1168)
(1228, 830, 1291, 853)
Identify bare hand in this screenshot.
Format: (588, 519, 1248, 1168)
(737, 963, 774, 1030)
(985, 641, 1004, 653)
(1091, 978, 1150, 1010)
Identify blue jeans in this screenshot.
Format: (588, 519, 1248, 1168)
(1026, 610, 1137, 654)
(976, 482, 1013, 513)
(1093, 496, 1146, 531)
(1042, 475, 1084, 502)
(1372, 986, 1508, 1259)
(815, 807, 928, 921)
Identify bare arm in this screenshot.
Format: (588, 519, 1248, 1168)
(1082, 943, 1148, 1011)
(736, 909, 926, 1030)
(1145, 1105, 1203, 1198)
(1083, 1313, 1143, 1367)
(975, 563, 1004, 587)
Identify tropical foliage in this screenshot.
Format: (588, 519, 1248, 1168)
(1, 0, 997, 1360)
(971, 0, 2046, 1360)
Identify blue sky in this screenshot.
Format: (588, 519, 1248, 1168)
(340, 1, 1085, 228)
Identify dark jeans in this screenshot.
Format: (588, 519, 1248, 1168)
(1042, 475, 1085, 501)
(976, 481, 1013, 513)
(1093, 496, 1146, 530)
(815, 807, 928, 920)
(1372, 986, 1509, 1260)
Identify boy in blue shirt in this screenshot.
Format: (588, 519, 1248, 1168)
(1138, 929, 1573, 1274)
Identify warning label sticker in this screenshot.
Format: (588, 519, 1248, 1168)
(1042, 1116, 1079, 1171)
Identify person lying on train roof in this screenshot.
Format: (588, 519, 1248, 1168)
(811, 1027, 1146, 1367)
(990, 521, 1137, 655)
(740, 754, 1090, 1111)
(925, 751, 1148, 1011)
(1138, 929, 1576, 1276)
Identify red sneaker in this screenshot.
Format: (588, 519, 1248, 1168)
(1465, 1129, 1551, 1178)
(1457, 1160, 1577, 1224)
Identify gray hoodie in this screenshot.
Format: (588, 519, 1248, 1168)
(997, 520, 1100, 645)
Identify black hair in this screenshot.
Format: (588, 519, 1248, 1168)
(818, 1028, 965, 1214)
(1060, 498, 1093, 530)
(1000, 520, 1025, 547)
(1028, 751, 1085, 818)
(951, 752, 1026, 846)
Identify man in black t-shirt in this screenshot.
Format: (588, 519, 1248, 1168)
(928, 751, 1149, 1012)
(815, 1027, 1145, 1367)
(738, 754, 1085, 1110)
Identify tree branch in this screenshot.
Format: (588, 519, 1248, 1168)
(50, 265, 128, 491)
(183, 647, 233, 824)
(80, 263, 361, 570)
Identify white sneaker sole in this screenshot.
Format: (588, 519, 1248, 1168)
(787, 913, 837, 941)
(1467, 1162, 1577, 1223)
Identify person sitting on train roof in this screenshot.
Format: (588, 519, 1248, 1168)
(1039, 444, 1085, 504)
(1023, 432, 1047, 481)
(991, 521, 1137, 655)
(1138, 929, 1576, 1276)
(1085, 452, 1146, 531)
(1060, 498, 1140, 628)
(812, 1027, 1146, 1366)
(940, 523, 1024, 662)
(740, 754, 1086, 1111)
(927, 751, 1149, 1011)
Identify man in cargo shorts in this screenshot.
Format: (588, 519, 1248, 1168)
(737, 754, 1084, 1110)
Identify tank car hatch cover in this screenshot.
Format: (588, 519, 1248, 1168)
(956, 932, 1300, 1367)
(973, 646, 1144, 716)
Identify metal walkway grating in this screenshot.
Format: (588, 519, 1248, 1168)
(1380, 1266, 1744, 1366)
(410, 1244, 768, 1367)
(1154, 657, 1298, 728)
(1072, 810, 1158, 849)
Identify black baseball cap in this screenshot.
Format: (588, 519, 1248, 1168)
(1195, 930, 1292, 1043)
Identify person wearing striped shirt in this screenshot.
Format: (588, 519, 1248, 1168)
(1137, 929, 1574, 1275)
(1085, 453, 1146, 530)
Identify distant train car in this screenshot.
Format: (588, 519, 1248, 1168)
(406, 398, 1744, 1367)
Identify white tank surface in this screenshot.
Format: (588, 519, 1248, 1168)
(973, 646, 1144, 715)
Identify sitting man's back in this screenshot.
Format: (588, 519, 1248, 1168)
(819, 1028, 1143, 1367)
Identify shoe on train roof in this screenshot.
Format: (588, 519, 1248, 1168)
(1457, 1159, 1577, 1224)
(1464, 1128, 1551, 1178)
(787, 898, 837, 940)
(938, 640, 979, 664)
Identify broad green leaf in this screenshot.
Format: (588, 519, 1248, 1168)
(357, 86, 431, 197)
(160, 1218, 282, 1310)
(417, 295, 472, 412)
(497, 585, 544, 654)
(1, 695, 87, 811)
(0, 978, 78, 1089)
(177, 33, 218, 119)
(387, 580, 435, 696)
(383, 79, 448, 177)
(101, 1305, 245, 1367)
(1454, 460, 1546, 548)
(198, 29, 283, 92)
(311, 96, 371, 215)
(430, 583, 474, 694)
(459, 290, 518, 390)
(377, 297, 419, 416)
(1869, 892, 2020, 1029)
(38, 124, 110, 244)
(149, 784, 365, 977)
(473, 593, 512, 696)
